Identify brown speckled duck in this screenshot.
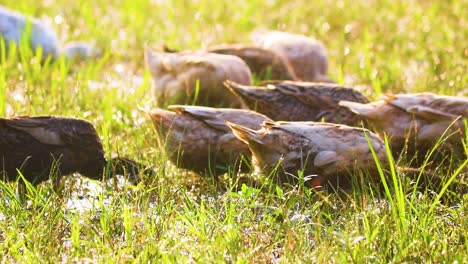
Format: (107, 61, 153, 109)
(339, 93, 468, 162)
(228, 121, 387, 188)
(225, 80, 370, 126)
(251, 30, 333, 82)
(148, 105, 272, 177)
(0, 116, 146, 185)
(207, 44, 297, 80)
(145, 49, 252, 107)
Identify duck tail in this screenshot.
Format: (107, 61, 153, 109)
(227, 122, 262, 145)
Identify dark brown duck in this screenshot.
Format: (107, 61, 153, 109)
(0, 116, 144, 185)
(225, 80, 370, 126)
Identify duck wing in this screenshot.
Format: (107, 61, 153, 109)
(4, 116, 65, 146)
(169, 105, 231, 132)
(209, 44, 297, 80)
(269, 121, 384, 168)
(169, 105, 271, 132)
(384, 93, 468, 121)
(272, 81, 369, 105)
(4, 116, 102, 151)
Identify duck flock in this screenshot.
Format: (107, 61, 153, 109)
(1, 6, 467, 193)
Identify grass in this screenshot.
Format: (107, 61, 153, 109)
(1, 0, 467, 262)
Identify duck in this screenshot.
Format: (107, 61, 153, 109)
(339, 93, 468, 163)
(228, 121, 468, 193)
(228, 121, 388, 188)
(251, 30, 333, 83)
(207, 44, 297, 81)
(0, 6, 100, 61)
(162, 44, 296, 81)
(148, 105, 272, 177)
(0, 116, 145, 185)
(225, 80, 370, 126)
(145, 49, 253, 108)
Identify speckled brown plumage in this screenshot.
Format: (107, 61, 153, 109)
(148, 105, 272, 177)
(145, 49, 252, 108)
(251, 30, 333, 82)
(339, 93, 468, 163)
(0, 116, 106, 185)
(225, 80, 370, 126)
(228, 121, 387, 188)
(207, 44, 297, 81)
